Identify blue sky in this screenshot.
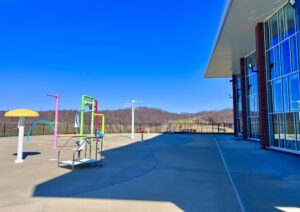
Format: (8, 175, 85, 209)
(0, 0, 230, 113)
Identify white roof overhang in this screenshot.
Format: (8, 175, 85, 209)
(205, 0, 288, 78)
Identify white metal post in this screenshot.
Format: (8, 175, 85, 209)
(131, 100, 135, 139)
(15, 117, 25, 163)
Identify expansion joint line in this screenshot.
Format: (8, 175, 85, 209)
(214, 137, 246, 212)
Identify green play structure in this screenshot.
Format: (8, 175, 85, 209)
(57, 94, 105, 171)
(79, 95, 95, 142)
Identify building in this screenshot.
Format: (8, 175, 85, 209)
(206, 0, 300, 154)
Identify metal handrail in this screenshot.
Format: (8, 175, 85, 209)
(57, 136, 104, 171)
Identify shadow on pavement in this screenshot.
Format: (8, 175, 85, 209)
(33, 134, 199, 210)
(13, 151, 41, 159)
(32, 134, 300, 211)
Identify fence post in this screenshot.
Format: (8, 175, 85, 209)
(224, 123, 226, 133)
(110, 124, 112, 133)
(218, 123, 220, 134)
(3, 124, 6, 137)
(43, 124, 45, 135)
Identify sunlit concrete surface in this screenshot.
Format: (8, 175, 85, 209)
(276, 207, 300, 212)
(0, 134, 300, 211)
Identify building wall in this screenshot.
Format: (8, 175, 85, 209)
(232, 1, 300, 153)
(245, 52, 260, 140)
(265, 3, 300, 152)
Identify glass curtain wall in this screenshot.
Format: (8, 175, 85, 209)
(236, 75, 243, 135)
(245, 52, 260, 140)
(265, 3, 300, 151)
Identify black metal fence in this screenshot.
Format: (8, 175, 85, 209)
(0, 122, 234, 137)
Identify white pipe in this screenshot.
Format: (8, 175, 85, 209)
(15, 117, 25, 163)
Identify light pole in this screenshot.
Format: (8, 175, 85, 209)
(124, 100, 143, 140)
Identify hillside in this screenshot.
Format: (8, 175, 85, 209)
(194, 109, 233, 123)
(172, 109, 233, 124)
(0, 108, 233, 124)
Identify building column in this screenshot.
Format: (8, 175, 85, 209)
(255, 23, 270, 149)
(232, 74, 238, 137)
(240, 58, 248, 139)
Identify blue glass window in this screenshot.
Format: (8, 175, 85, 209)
(247, 76, 253, 95)
(273, 79, 283, 112)
(246, 57, 253, 75)
(285, 113, 296, 150)
(250, 96, 255, 116)
(271, 114, 279, 147)
(289, 73, 300, 111)
(252, 53, 257, 72)
(295, 113, 300, 150)
(291, 36, 299, 72)
(279, 114, 286, 148)
(265, 2, 300, 152)
(270, 14, 279, 46)
(279, 9, 285, 41)
(267, 50, 275, 80)
(283, 76, 289, 112)
(253, 74, 258, 94)
(255, 94, 259, 115)
(274, 46, 281, 77)
(268, 82, 274, 113)
(284, 4, 296, 37)
(281, 40, 291, 75)
(245, 52, 259, 140)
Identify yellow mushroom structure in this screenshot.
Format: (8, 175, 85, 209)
(4, 109, 39, 163)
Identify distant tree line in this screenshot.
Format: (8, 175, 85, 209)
(0, 107, 233, 124)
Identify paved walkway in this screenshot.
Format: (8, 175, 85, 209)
(0, 134, 300, 211)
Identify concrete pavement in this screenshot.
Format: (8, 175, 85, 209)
(0, 134, 300, 211)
